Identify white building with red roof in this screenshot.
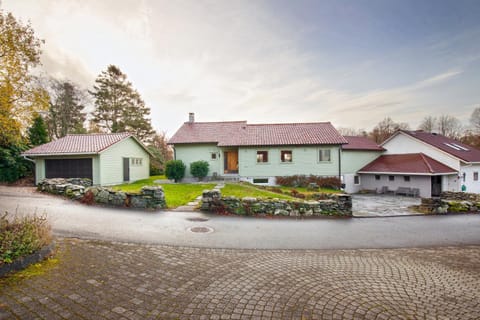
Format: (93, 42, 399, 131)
(357, 130, 480, 196)
(22, 133, 151, 186)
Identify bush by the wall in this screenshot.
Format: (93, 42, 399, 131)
(0, 213, 52, 265)
(190, 160, 209, 181)
(275, 175, 341, 189)
(165, 160, 186, 182)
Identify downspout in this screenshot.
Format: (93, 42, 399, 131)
(173, 147, 176, 160)
(338, 146, 343, 187)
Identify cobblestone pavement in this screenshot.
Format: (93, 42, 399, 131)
(1, 239, 480, 320)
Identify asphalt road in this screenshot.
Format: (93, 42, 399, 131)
(1, 187, 480, 250)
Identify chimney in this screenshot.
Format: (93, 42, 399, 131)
(188, 112, 195, 123)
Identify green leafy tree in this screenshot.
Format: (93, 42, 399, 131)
(47, 79, 87, 139)
(89, 65, 154, 141)
(190, 160, 209, 181)
(0, 10, 49, 146)
(0, 143, 31, 182)
(28, 113, 49, 146)
(165, 160, 186, 183)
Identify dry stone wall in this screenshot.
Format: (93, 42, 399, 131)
(38, 178, 166, 209)
(201, 189, 352, 217)
(419, 191, 480, 214)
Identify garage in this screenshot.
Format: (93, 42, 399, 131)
(45, 158, 93, 180)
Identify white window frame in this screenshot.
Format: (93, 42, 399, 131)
(280, 150, 293, 163)
(256, 150, 269, 164)
(354, 175, 360, 185)
(318, 148, 331, 162)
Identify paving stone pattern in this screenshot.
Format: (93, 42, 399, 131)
(1, 239, 479, 319)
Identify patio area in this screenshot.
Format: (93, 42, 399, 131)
(352, 194, 421, 217)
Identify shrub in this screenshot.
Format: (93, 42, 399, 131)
(165, 160, 186, 183)
(0, 212, 52, 265)
(0, 144, 32, 183)
(190, 160, 209, 181)
(275, 175, 341, 189)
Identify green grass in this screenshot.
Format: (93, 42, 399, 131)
(161, 184, 215, 208)
(111, 176, 214, 208)
(221, 183, 297, 200)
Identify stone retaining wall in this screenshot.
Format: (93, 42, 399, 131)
(38, 178, 166, 209)
(419, 192, 480, 214)
(201, 189, 352, 217)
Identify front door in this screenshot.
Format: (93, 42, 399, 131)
(123, 158, 130, 182)
(224, 151, 238, 174)
(431, 176, 442, 197)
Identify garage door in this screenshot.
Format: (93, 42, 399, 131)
(45, 158, 93, 179)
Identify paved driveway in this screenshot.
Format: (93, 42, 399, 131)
(1, 239, 479, 320)
(352, 194, 421, 217)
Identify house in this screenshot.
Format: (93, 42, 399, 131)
(22, 133, 151, 186)
(358, 130, 480, 196)
(168, 113, 349, 185)
(341, 136, 385, 193)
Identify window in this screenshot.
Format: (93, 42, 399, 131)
(211, 153, 217, 160)
(462, 172, 466, 182)
(354, 175, 360, 185)
(375, 175, 381, 181)
(253, 178, 269, 184)
(474, 172, 479, 181)
(404, 176, 410, 182)
(256, 151, 268, 163)
(131, 158, 143, 166)
(319, 149, 331, 162)
(389, 175, 395, 181)
(281, 150, 292, 163)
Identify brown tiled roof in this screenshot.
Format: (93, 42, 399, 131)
(358, 153, 457, 175)
(398, 130, 480, 163)
(342, 136, 384, 151)
(22, 133, 133, 156)
(168, 121, 347, 146)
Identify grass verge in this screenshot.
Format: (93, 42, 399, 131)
(221, 183, 297, 200)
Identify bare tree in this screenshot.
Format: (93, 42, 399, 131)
(418, 116, 437, 132)
(369, 117, 410, 144)
(437, 114, 463, 139)
(336, 127, 367, 137)
(469, 107, 480, 132)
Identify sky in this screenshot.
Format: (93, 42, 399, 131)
(2, 0, 480, 136)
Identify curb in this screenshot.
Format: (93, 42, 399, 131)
(0, 241, 56, 277)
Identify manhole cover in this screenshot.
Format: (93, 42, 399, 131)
(188, 226, 214, 234)
(186, 217, 209, 222)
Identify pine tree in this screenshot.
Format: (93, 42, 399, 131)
(90, 65, 154, 141)
(28, 113, 49, 146)
(47, 80, 87, 139)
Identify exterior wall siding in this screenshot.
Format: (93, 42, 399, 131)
(359, 174, 432, 197)
(174, 144, 222, 178)
(99, 137, 149, 185)
(459, 164, 480, 193)
(341, 150, 383, 193)
(238, 145, 342, 178)
(383, 134, 460, 170)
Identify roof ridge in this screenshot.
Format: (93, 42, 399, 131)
(419, 153, 434, 173)
(247, 121, 332, 126)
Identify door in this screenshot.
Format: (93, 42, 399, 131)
(224, 151, 238, 174)
(431, 176, 442, 197)
(123, 158, 130, 182)
(45, 158, 92, 179)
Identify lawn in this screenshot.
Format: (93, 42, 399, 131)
(111, 175, 215, 208)
(277, 186, 341, 194)
(221, 183, 296, 200)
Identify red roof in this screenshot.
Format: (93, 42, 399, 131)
(23, 133, 134, 156)
(342, 136, 384, 151)
(398, 130, 480, 163)
(168, 121, 347, 146)
(358, 153, 457, 175)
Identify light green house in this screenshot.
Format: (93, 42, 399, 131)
(22, 133, 151, 186)
(168, 114, 350, 185)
